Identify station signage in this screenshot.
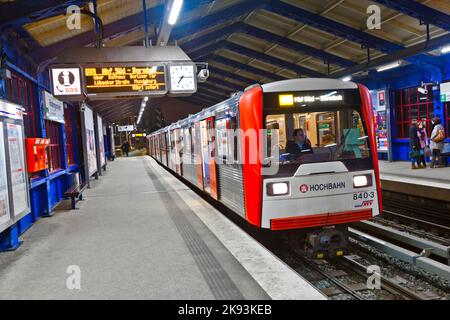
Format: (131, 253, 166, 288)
(278, 91, 344, 107)
(83, 65, 167, 97)
(118, 125, 134, 132)
(50, 67, 82, 98)
(43, 91, 65, 124)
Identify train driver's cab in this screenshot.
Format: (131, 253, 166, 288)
(264, 109, 371, 175)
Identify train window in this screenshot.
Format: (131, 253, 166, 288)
(266, 114, 287, 150)
(215, 118, 228, 162)
(266, 109, 370, 168)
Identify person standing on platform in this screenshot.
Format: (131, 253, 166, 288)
(430, 117, 445, 168)
(122, 140, 130, 157)
(417, 120, 428, 168)
(409, 119, 421, 169)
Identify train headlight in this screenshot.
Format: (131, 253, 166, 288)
(267, 182, 290, 196)
(353, 174, 372, 188)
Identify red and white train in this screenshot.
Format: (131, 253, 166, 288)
(147, 78, 382, 258)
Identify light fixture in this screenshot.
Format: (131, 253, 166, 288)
(267, 182, 290, 196)
(353, 175, 372, 188)
(341, 76, 352, 82)
(168, 0, 183, 25)
(441, 45, 450, 54)
(144, 97, 149, 102)
(376, 61, 401, 72)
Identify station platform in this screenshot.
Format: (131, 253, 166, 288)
(379, 160, 450, 201)
(0, 156, 324, 300)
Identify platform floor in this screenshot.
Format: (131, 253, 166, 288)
(379, 160, 450, 189)
(0, 156, 324, 300)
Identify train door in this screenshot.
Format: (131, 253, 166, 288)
(174, 128, 182, 175)
(208, 118, 218, 199)
(199, 117, 217, 198)
(169, 130, 175, 171)
(194, 121, 203, 189)
(165, 132, 169, 166)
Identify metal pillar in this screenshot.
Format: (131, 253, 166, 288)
(80, 103, 91, 188)
(142, 0, 150, 48)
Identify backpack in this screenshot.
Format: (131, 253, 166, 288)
(433, 128, 445, 143)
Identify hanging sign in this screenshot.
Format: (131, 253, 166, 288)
(83, 65, 167, 97)
(118, 125, 134, 132)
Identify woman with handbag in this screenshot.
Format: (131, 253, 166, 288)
(417, 120, 429, 168)
(409, 119, 421, 169)
(430, 117, 445, 168)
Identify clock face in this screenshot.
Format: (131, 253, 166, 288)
(170, 65, 196, 92)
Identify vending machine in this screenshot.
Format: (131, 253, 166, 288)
(0, 99, 30, 234)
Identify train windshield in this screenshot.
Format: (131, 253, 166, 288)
(265, 108, 371, 174)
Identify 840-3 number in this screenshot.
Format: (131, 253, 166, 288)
(353, 191, 374, 200)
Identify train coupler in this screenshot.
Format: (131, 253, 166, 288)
(306, 228, 349, 259)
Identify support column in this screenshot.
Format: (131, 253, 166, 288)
(93, 111, 102, 177)
(80, 103, 91, 188)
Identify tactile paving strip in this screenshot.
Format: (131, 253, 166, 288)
(143, 161, 244, 300)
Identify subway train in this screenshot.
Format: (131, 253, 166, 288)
(147, 78, 382, 258)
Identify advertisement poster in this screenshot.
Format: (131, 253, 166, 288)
(84, 105, 98, 176)
(371, 90, 388, 152)
(97, 115, 106, 166)
(43, 90, 65, 123)
(7, 123, 28, 216)
(0, 122, 11, 226)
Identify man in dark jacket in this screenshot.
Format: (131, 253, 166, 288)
(409, 119, 421, 169)
(121, 140, 130, 157)
(285, 128, 313, 158)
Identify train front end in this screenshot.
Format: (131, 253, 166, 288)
(259, 79, 382, 258)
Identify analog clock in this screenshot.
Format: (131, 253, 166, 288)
(169, 65, 196, 92)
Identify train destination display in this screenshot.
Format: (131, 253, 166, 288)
(84, 65, 167, 96)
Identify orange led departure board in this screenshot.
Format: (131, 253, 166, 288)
(83, 65, 167, 96)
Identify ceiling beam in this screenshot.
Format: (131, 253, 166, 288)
(170, 0, 270, 42)
(266, 1, 401, 53)
(0, 0, 83, 30)
(372, 0, 450, 32)
(224, 42, 324, 77)
(158, 0, 216, 45)
(209, 53, 288, 81)
(41, 4, 165, 58)
(182, 21, 355, 68)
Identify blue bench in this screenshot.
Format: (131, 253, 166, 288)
(441, 143, 450, 166)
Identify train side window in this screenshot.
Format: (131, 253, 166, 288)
(215, 118, 228, 162)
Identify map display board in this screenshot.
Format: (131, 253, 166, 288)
(7, 123, 29, 216)
(0, 122, 11, 227)
(84, 105, 98, 176)
(371, 90, 388, 152)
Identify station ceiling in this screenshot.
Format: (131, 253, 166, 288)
(1, 0, 450, 124)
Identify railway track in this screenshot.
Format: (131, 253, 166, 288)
(382, 190, 450, 230)
(379, 210, 450, 243)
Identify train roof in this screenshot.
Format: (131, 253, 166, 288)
(261, 78, 358, 93)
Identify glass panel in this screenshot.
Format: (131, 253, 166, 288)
(215, 118, 227, 161)
(267, 109, 370, 166)
(266, 114, 286, 149)
(7, 123, 28, 216)
(0, 122, 11, 225)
